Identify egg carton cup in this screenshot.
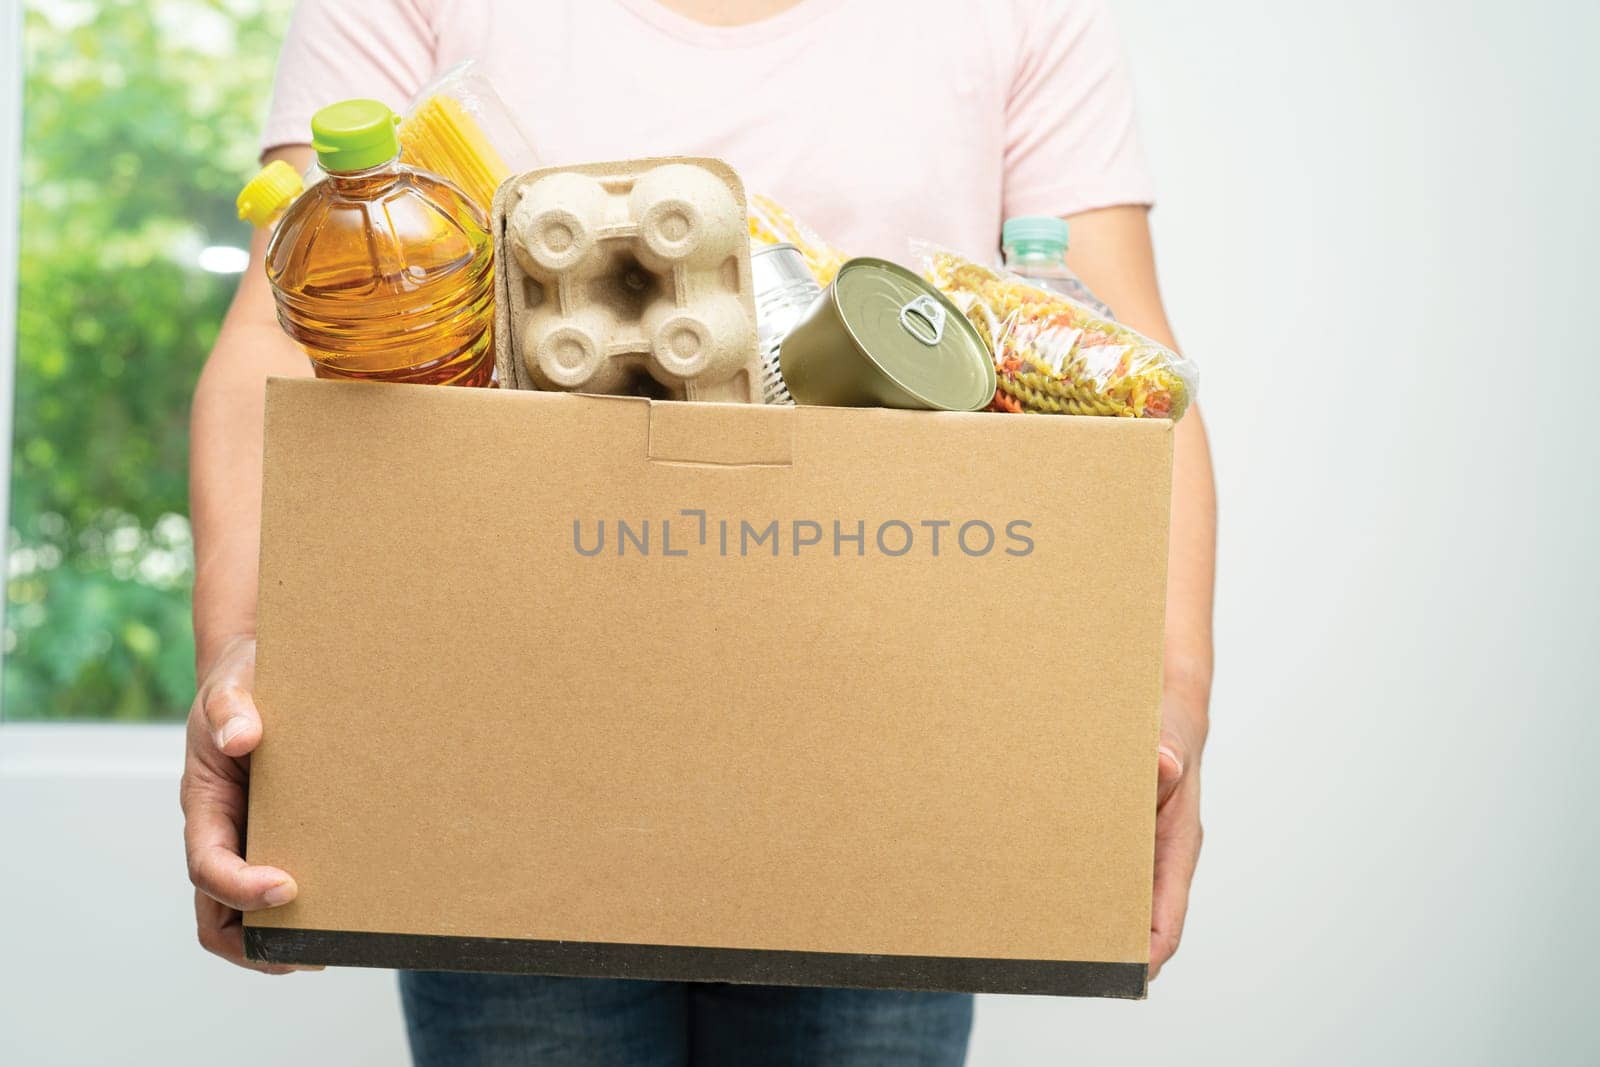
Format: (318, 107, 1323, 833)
(493, 158, 761, 402)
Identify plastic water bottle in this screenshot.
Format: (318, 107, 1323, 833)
(1001, 216, 1116, 321)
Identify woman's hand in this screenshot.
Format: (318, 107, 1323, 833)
(1149, 689, 1207, 979)
(180, 634, 312, 974)
(185, 157, 319, 973)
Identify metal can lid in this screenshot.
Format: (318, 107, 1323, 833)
(832, 259, 996, 413)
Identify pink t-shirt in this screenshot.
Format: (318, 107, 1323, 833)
(262, 0, 1154, 262)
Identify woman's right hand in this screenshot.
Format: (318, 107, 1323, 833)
(180, 634, 313, 974)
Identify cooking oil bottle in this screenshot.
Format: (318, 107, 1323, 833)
(265, 99, 495, 387)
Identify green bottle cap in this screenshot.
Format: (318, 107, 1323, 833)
(310, 99, 401, 174)
(1002, 215, 1070, 255)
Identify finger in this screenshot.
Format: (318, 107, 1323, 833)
(183, 781, 297, 911)
(188, 843, 298, 912)
(1148, 777, 1202, 979)
(201, 681, 263, 759)
(195, 890, 319, 975)
(1156, 734, 1186, 808)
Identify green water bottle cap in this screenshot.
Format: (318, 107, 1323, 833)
(311, 99, 401, 173)
(1002, 215, 1070, 254)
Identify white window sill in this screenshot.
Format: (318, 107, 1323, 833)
(0, 723, 184, 779)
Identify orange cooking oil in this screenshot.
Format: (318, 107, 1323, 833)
(265, 99, 495, 387)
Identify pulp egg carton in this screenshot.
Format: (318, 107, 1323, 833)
(493, 158, 761, 402)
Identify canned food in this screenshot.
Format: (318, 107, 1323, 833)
(778, 258, 996, 412)
(750, 242, 821, 405)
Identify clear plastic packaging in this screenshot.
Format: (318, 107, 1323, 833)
(400, 61, 536, 214)
(747, 194, 848, 285)
(1005, 256, 1114, 321)
(916, 243, 1198, 420)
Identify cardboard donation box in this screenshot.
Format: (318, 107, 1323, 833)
(243, 378, 1174, 999)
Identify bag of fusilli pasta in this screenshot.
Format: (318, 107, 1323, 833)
(915, 242, 1198, 420)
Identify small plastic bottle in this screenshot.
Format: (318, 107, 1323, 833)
(1001, 216, 1116, 320)
(237, 160, 305, 230)
(265, 99, 495, 387)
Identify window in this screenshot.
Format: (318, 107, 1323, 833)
(5, 0, 293, 720)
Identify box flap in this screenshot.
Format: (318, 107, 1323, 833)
(647, 399, 794, 467)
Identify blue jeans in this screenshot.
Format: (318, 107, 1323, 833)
(400, 972, 973, 1066)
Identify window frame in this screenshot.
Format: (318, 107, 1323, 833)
(0, 3, 187, 760)
(0, 4, 210, 735)
(2, 0, 21, 723)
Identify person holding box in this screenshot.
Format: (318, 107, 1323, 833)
(183, 1, 1216, 1063)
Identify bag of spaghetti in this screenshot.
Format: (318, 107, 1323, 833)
(399, 61, 536, 213)
(916, 243, 1199, 420)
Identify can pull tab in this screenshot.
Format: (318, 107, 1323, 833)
(899, 295, 947, 346)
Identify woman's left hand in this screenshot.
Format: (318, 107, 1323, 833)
(1150, 690, 1207, 979)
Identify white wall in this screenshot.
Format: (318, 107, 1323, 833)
(3, 0, 1597, 1063)
(0, 728, 408, 1066)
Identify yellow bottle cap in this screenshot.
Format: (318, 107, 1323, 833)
(237, 160, 305, 228)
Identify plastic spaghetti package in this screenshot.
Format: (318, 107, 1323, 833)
(916, 242, 1199, 420)
(399, 61, 536, 214)
(748, 194, 848, 285)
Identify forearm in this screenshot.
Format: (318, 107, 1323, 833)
(1162, 411, 1216, 734)
(1080, 297, 1215, 718)
(1111, 287, 1216, 736)
(1063, 206, 1216, 735)
(190, 224, 312, 671)
(1111, 340, 1215, 745)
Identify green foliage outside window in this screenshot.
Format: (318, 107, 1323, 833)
(7, 0, 292, 719)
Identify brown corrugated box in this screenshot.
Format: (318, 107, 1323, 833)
(243, 377, 1173, 999)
